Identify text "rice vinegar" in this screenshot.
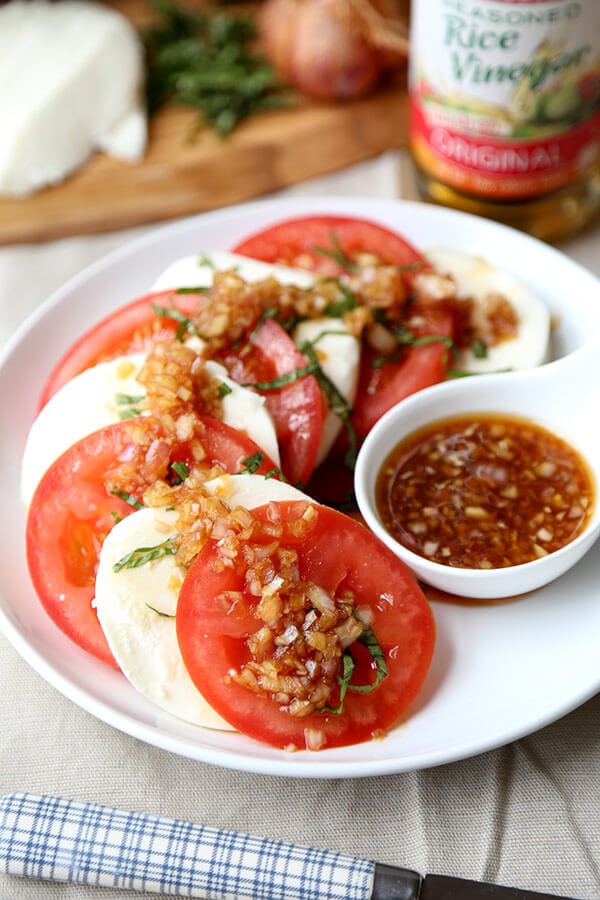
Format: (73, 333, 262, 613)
(408, 0, 600, 241)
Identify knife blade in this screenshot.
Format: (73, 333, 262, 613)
(0, 793, 577, 900)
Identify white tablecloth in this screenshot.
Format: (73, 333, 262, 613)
(1, 151, 599, 900)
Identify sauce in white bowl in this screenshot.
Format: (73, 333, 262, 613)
(355, 339, 600, 600)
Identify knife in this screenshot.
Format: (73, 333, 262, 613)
(0, 793, 577, 900)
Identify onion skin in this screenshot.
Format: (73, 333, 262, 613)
(259, 0, 384, 101)
(259, 0, 299, 76)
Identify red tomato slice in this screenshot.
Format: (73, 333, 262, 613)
(351, 305, 455, 436)
(232, 214, 425, 276)
(177, 500, 435, 751)
(26, 418, 278, 669)
(38, 290, 203, 410)
(218, 318, 323, 486)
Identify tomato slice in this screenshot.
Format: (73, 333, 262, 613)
(38, 290, 203, 410)
(351, 304, 455, 436)
(232, 214, 425, 276)
(218, 318, 323, 486)
(177, 500, 435, 750)
(26, 418, 278, 668)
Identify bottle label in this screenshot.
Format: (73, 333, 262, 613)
(409, 0, 600, 199)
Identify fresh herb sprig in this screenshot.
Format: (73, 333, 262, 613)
(141, 0, 291, 137)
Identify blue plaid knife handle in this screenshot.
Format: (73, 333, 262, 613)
(0, 793, 377, 899)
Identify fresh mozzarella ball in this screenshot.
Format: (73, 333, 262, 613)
(292, 317, 360, 465)
(425, 246, 551, 373)
(21, 353, 280, 507)
(94, 473, 311, 728)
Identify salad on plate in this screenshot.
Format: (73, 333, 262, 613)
(21, 214, 553, 753)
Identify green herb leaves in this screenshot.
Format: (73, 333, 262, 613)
(150, 303, 200, 341)
(113, 538, 177, 572)
(326, 623, 388, 715)
(110, 489, 144, 511)
(142, 0, 291, 137)
(115, 392, 145, 420)
(238, 451, 265, 475)
(312, 233, 358, 272)
(298, 338, 357, 467)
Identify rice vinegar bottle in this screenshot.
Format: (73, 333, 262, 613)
(408, 0, 600, 241)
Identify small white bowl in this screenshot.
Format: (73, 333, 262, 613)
(354, 341, 600, 600)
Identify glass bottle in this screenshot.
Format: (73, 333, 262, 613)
(408, 0, 600, 242)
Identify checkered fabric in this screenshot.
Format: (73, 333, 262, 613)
(0, 793, 375, 899)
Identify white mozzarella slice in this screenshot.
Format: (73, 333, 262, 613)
(204, 360, 280, 467)
(94, 474, 311, 728)
(425, 246, 551, 373)
(151, 251, 316, 293)
(0, 0, 146, 197)
(292, 318, 360, 465)
(21, 353, 146, 507)
(21, 352, 281, 506)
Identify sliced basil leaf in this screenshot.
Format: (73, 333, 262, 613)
(298, 340, 358, 468)
(115, 392, 145, 405)
(238, 451, 264, 474)
(175, 285, 209, 294)
(113, 538, 177, 572)
(414, 334, 454, 349)
(371, 354, 389, 370)
(169, 461, 189, 484)
(312, 231, 358, 272)
(324, 622, 388, 715)
(110, 489, 144, 510)
(242, 307, 280, 353)
(323, 280, 359, 317)
(392, 325, 453, 350)
(447, 368, 479, 379)
(118, 407, 143, 421)
(264, 467, 287, 481)
(243, 363, 315, 391)
(150, 303, 201, 340)
(348, 625, 388, 693)
(115, 392, 145, 420)
(396, 260, 425, 273)
(471, 339, 488, 359)
(197, 253, 215, 268)
(145, 603, 175, 618)
(324, 652, 355, 715)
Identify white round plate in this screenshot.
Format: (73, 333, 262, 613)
(1, 196, 600, 778)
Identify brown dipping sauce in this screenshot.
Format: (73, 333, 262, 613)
(376, 413, 595, 570)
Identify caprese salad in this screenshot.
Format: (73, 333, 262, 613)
(22, 214, 551, 752)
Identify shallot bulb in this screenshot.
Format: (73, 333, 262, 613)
(259, 0, 409, 101)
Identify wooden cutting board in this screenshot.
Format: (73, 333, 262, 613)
(0, 3, 409, 246)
